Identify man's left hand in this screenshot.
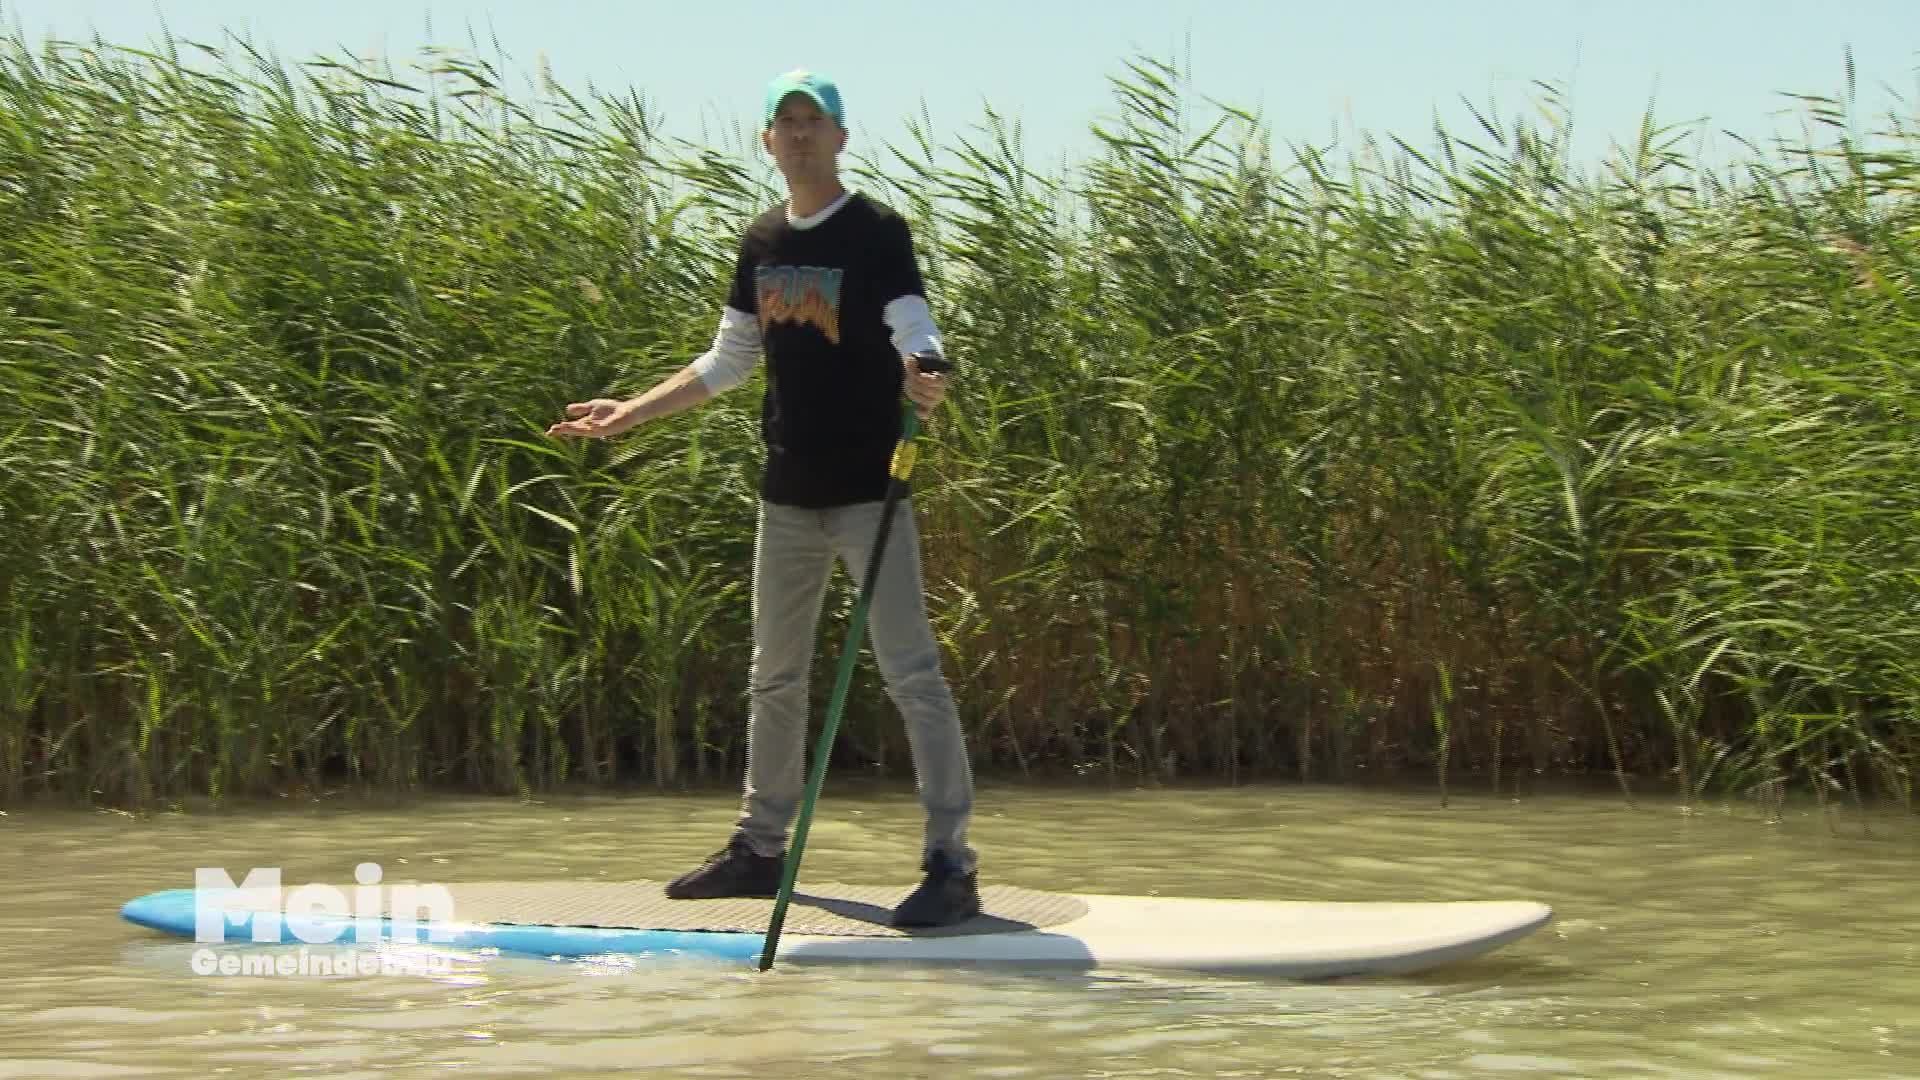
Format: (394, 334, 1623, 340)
(903, 354, 948, 419)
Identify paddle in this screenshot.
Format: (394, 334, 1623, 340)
(757, 350, 954, 972)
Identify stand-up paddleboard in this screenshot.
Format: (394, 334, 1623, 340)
(121, 878, 1551, 978)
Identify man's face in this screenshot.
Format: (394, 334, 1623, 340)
(762, 93, 845, 183)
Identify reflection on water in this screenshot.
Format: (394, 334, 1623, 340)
(1, 781, 1914, 1078)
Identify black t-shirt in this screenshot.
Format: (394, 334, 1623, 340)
(726, 193, 926, 508)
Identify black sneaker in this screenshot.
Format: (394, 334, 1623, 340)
(891, 850, 982, 928)
(665, 834, 784, 899)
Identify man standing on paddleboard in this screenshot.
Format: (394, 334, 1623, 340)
(546, 69, 980, 928)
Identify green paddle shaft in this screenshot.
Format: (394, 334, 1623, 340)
(757, 351, 953, 972)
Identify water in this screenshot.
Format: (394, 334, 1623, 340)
(1, 781, 1914, 1078)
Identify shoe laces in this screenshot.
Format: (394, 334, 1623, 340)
(696, 836, 756, 865)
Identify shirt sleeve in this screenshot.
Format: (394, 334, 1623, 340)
(689, 305, 762, 395)
(875, 214, 944, 358)
(692, 235, 764, 395)
(884, 294, 943, 359)
(724, 232, 758, 316)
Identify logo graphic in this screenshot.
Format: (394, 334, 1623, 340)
(190, 863, 460, 978)
(757, 264, 842, 344)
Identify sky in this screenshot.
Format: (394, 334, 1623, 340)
(3, 0, 1916, 178)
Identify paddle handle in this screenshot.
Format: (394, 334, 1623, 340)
(757, 351, 952, 971)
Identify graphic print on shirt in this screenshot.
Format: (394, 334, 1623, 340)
(756, 264, 843, 345)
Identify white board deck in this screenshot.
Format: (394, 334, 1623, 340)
(774, 895, 1552, 976)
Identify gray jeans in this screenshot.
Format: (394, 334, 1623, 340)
(733, 497, 977, 874)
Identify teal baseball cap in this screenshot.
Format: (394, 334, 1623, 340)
(764, 69, 844, 129)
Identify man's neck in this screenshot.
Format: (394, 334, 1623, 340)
(787, 177, 848, 220)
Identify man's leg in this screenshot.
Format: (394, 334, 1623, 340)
(826, 497, 979, 888)
(667, 501, 831, 899)
(736, 500, 836, 853)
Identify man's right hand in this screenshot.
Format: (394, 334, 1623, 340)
(547, 398, 639, 439)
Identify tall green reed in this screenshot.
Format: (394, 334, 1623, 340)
(1, 32, 1914, 813)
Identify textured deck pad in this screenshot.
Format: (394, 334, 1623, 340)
(371, 880, 1090, 939)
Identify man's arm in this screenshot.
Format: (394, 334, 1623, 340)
(548, 306, 761, 439)
(618, 362, 716, 425)
(635, 304, 764, 421)
(878, 214, 950, 418)
(885, 294, 950, 418)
